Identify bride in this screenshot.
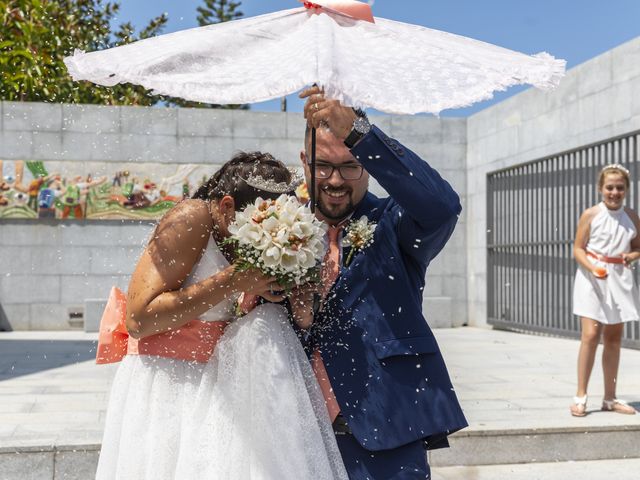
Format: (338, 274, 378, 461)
(96, 151, 347, 479)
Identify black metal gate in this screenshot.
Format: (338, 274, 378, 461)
(487, 130, 640, 348)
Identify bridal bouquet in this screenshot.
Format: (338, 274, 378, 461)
(227, 194, 327, 288)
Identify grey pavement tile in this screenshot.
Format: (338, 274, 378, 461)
(0, 387, 47, 396)
(41, 385, 110, 394)
(0, 451, 53, 480)
(0, 435, 59, 449)
(0, 404, 33, 414)
(54, 449, 100, 480)
(29, 400, 104, 414)
(9, 424, 67, 437)
(55, 432, 104, 445)
(0, 412, 100, 426)
(458, 399, 522, 412)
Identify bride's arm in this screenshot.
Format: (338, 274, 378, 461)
(125, 200, 274, 339)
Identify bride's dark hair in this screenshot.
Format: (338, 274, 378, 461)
(192, 151, 292, 208)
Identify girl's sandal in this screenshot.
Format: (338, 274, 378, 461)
(601, 398, 637, 415)
(570, 395, 587, 417)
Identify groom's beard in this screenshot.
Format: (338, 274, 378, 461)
(316, 185, 356, 221)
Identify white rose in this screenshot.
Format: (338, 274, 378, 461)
(235, 222, 266, 247)
(261, 215, 280, 234)
(296, 248, 317, 269)
(280, 250, 300, 271)
(261, 245, 283, 268)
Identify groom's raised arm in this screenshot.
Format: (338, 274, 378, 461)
(352, 125, 461, 263)
(299, 86, 460, 264)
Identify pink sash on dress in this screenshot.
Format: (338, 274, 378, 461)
(96, 286, 229, 365)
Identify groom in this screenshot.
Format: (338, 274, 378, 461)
(298, 86, 468, 479)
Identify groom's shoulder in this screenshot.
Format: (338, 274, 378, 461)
(363, 191, 402, 219)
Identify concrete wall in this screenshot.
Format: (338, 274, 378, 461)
(0, 220, 152, 330)
(0, 103, 467, 330)
(466, 36, 640, 327)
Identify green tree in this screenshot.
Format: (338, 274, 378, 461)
(0, 0, 168, 105)
(172, 0, 247, 109)
(196, 0, 243, 26)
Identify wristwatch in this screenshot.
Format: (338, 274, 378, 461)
(344, 111, 371, 149)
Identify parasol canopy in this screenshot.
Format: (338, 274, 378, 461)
(64, 0, 565, 116)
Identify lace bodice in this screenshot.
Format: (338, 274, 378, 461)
(183, 237, 236, 322)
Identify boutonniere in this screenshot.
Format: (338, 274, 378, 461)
(343, 216, 376, 266)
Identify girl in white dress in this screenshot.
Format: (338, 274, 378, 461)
(571, 164, 640, 417)
(96, 152, 347, 479)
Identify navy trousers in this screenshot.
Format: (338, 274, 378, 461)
(335, 434, 431, 480)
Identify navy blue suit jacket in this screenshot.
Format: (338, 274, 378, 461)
(312, 125, 468, 452)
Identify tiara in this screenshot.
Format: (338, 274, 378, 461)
(602, 164, 630, 175)
(243, 168, 304, 194)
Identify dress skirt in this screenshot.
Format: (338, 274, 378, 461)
(95, 355, 205, 479)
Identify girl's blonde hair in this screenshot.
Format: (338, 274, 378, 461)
(598, 164, 630, 189)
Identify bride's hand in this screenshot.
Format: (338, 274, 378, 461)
(227, 266, 284, 302)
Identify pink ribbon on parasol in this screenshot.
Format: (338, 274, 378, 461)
(300, 0, 375, 23)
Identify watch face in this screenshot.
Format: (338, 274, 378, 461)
(353, 116, 371, 135)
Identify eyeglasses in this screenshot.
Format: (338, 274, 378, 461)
(314, 163, 364, 180)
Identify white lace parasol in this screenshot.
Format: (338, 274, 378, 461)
(64, 2, 565, 115)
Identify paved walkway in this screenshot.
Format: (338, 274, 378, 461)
(1, 327, 639, 477)
(0, 331, 115, 448)
(436, 327, 640, 433)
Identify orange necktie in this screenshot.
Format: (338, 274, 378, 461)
(312, 226, 342, 423)
(319, 226, 342, 300)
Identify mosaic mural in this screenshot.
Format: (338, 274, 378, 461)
(0, 160, 200, 220)
(0, 160, 309, 221)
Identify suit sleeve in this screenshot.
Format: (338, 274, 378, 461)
(351, 125, 461, 263)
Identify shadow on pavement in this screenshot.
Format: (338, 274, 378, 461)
(0, 339, 97, 380)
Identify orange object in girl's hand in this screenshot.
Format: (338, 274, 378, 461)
(593, 266, 608, 279)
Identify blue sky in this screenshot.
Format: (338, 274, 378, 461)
(114, 0, 640, 116)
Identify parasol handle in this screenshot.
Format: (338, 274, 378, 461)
(310, 127, 317, 213)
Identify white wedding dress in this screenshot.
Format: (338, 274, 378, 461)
(175, 301, 348, 480)
(97, 237, 347, 479)
(96, 238, 234, 480)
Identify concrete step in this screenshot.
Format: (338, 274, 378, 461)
(430, 424, 640, 466)
(0, 445, 99, 480)
(432, 458, 640, 480)
(2, 443, 640, 480)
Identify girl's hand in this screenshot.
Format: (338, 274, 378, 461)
(592, 266, 608, 279)
(622, 252, 640, 267)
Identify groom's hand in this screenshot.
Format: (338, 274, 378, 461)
(300, 86, 357, 142)
(288, 283, 320, 330)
